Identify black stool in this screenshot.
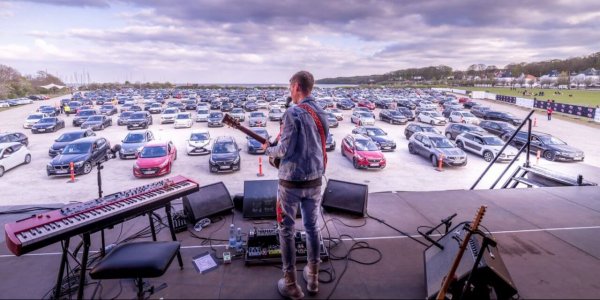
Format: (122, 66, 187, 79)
(90, 241, 181, 299)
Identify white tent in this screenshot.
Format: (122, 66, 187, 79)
(39, 83, 66, 89)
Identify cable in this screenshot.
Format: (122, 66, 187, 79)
(368, 214, 429, 247)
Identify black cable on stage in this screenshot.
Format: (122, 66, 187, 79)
(367, 214, 429, 247)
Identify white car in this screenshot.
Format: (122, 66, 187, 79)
(327, 108, 344, 120)
(195, 108, 210, 122)
(418, 111, 447, 126)
(350, 111, 375, 125)
(418, 101, 438, 110)
(455, 132, 519, 162)
(160, 108, 180, 124)
(186, 129, 211, 155)
(255, 100, 268, 109)
(174, 112, 193, 128)
(0, 142, 31, 177)
(23, 113, 48, 129)
(197, 103, 210, 110)
(450, 111, 480, 125)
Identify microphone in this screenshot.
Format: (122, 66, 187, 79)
(285, 96, 292, 108)
(441, 213, 457, 225)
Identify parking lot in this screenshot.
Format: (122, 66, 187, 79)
(1, 92, 599, 206)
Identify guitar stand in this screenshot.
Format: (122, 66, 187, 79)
(459, 229, 497, 300)
(420, 213, 457, 250)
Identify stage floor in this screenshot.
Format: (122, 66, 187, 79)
(1, 185, 599, 299)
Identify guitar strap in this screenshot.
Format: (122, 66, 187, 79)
(297, 103, 328, 171)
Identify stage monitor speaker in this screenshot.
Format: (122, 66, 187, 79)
(321, 179, 368, 216)
(424, 224, 518, 300)
(243, 180, 301, 219)
(183, 182, 233, 224)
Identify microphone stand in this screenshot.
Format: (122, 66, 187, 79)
(420, 213, 457, 250)
(96, 145, 120, 257)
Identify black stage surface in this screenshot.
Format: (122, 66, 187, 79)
(1, 186, 599, 299)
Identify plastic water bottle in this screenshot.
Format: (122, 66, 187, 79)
(236, 227, 242, 251)
(229, 224, 236, 248)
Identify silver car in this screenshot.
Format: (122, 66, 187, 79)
(196, 108, 210, 122)
(119, 130, 155, 159)
(230, 108, 246, 122)
(249, 111, 267, 127)
(455, 132, 518, 162)
(350, 111, 375, 125)
(268, 108, 284, 121)
(408, 132, 467, 167)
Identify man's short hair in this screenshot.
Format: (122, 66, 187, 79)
(289, 71, 314, 95)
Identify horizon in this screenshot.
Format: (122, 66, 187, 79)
(1, 1, 599, 84)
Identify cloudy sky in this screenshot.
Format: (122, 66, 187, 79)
(0, 0, 599, 84)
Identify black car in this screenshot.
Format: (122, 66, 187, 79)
(483, 111, 523, 126)
(47, 136, 111, 176)
(244, 101, 258, 112)
(210, 100, 222, 110)
(501, 131, 585, 162)
(117, 111, 134, 126)
(209, 136, 241, 172)
(208, 112, 224, 127)
(183, 99, 197, 110)
(396, 107, 415, 121)
(81, 115, 112, 131)
(246, 128, 270, 154)
(442, 107, 462, 118)
(73, 109, 98, 127)
(479, 120, 515, 137)
(404, 122, 441, 140)
(220, 101, 233, 112)
(352, 126, 396, 151)
(38, 106, 59, 117)
(100, 104, 118, 116)
(397, 99, 416, 110)
(32, 117, 65, 133)
(66, 101, 82, 115)
(143, 101, 157, 112)
(463, 101, 480, 109)
(327, 113, 339, 128)
(326, 133, 336, 151)
(233, 100, 244, 108)
(379, 109, 408, 124)
(0, 132, 28, 146)
(48, 129, 96, 157)
(470, 106, 491, 119)
(130, 105, 143, 112)
(444, 123, 486, 140)
(127, 111, 153, 130)
(337, 99, 355, 110)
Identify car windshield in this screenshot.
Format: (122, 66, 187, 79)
(251, 112, 265, 117)
(28, 114, 43, 120)
(462, 112, 476, 118)
(87, 116, 102, 121)
(139, 146, 167, 158)
(124, 133, 145, 143)
(422, 126, 439, 133)
(388, 111, 401, 116)
(130, 113, 146, 119)
(213, 142, 236, 153)
(501, 112, 516, 118)
(62, 143, 91, 154)
(79, 110, 95, 116)
(164, 109, 178, 114)
(39, 118, 55, 123)
(251, 129, 268, 139)
(355, 139, 379, 151)
(539, 135, 566, 145)
(366, 128, 386, 136)
(482, 136, 504, 146)
(498, 122, 514, 129)
(431, 112, 443, 118)
(210, 113, 223, 118)
(232, 109, 243, 113)
(190, 133, 209, 141)
(120, 112, 132, 118)
(359, 112, 372, 118)
(56, 132, 83, 142)
(270, 109, 283, 113)
(101, 105, 113, 109)
(198, 110, 209, 114)
(176, 114, 190, 119)
(430, 137, 454, 148)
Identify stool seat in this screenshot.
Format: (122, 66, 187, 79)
(90, 241, 180, 280)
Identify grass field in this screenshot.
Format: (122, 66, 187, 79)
(450, 86, 600, 107)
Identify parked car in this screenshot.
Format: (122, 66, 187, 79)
(327, 108, 344, 120)
(340, 134, 386, 169)
(444, 123, 486, 140)
(449, 110, 480, 124)
(337, 99, 355, 110)
(209, 136, 241, 173)
(119, 130, 155, 159)
(483, 111, 523, 126)
(442, 107, 463, 118)
(244, 101, 258, 112)
(23, 113, 48, 129)
(357, 100, 376, 110)
(255, 100, 268, 109)
(81, 115, 112, 131)
(456, 132, 519, 162)
(408, 132, 467, 167)
(133, 141, 177, 178)
(160, 107, 180, 124)
(183, 99, 197, 110)
(230, 108, 246, 122)
(174, 112, 193, 128)
(397, 99, 416, 110)
(0, 142, 31, 177)
(220, 101, 233, 112)
(49, 129, 96, 157)
(417, 111, 447, 126)
(210, 100, 222, 110)
(326, 133, 336, 151)
(478, 120, 515, 137)
(501, 130, 585, 161)
(32, 117, 65, 133)
(396, 107, 415, 121)
(47, 136, 111, 176)
(208, 112, 225, 127)
(379, 109, 408, 125)
(100, 104, 118, 116)
(117, 111, 134, 126)
(186, 129, 211, 155)
(249, 111, 267, 127)
(350, 111, 376, 125)
(126, 111, 153, 130)
(325, 112, 338, 128)
(38, 106, 59, 117)
(268, 108, 285, 121)
(148, 103, 163, 114)
(73, 109, 98, 127)
(463, 101, 480, 109)
(471, 106, 492, 118)
(351, 126, 396, 151)
(404, 123, 442, 140)
(129, 105, 143, 112)
(246, 128, 270, 154)
(0, 132, 29, 146)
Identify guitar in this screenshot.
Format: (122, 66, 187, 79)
(222, 113, 280, 168)
(436, 205, 487, 300)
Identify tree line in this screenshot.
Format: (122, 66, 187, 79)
(0, 64, 69, 99)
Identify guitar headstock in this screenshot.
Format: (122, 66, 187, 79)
(469, 205, 487, 232)
(222, 113, 240, 129)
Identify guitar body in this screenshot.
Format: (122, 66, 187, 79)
(223, 113, 280, 169)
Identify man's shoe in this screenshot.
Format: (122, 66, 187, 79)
(303, 263, 319, 294)
(278, 270, 304, 299)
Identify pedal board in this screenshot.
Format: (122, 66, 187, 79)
(245, 228, 328, 265)
(171, 211, 187, 233)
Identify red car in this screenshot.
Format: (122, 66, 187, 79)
(341, 134, 386, 169)
(458, 97, 471, 103)
(133, 140, 177, 178)
(357, 100, 376, 110)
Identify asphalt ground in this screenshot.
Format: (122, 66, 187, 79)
(1, 94, 599, 205)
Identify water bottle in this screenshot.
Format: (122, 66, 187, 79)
(236, 227, 242, 251)
(229, 224, 236, 248)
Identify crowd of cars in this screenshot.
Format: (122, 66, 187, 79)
(0, 87, 587, 178)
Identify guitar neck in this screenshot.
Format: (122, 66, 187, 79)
(235, 124, 268, 144)
(436, 227, 474, 300)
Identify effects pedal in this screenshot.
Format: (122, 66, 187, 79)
(171, 211, 187, 233)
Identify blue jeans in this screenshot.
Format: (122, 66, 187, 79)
(277, 185, 322, 273)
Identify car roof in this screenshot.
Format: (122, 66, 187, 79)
(69, 136, 102, 144)
(191, 129, 209, 134)
(464, 131, 498, 138)
(215, 136, 235, 142)
(418, 132, 445, 138)
(144, 140, 169, 147)
(348, 134, 370, 141)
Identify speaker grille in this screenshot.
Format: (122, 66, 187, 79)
(321, 179, 368, 216)
(182, 182, 233, 223)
